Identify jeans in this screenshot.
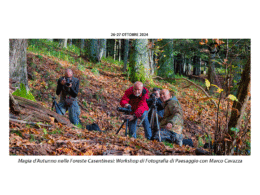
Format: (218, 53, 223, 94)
(129, 111, 152, 140)
(55, 101, 81, 125)
(153, 128, 183, 146)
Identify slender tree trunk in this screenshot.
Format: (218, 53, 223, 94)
(123, 39, 129, 72)
(193, 56, 201, 75)
(97, 39, 106, 61)
(148, 39, 155, 75)
(208, 46, 218, 94)
(114, 40, 117, 60)
(9, 39, 29, 91)
(118, 39, 121, 62)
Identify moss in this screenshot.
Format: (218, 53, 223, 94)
(12, 83, 36, 101)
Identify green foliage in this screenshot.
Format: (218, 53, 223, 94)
(13, 83, 36, 101)
(163, 141, 174, 148)
(75, 123, 83, 128)
(198, 136, 204, 147)
(29, 134, 35, 142)
(43, 128, 48, 135)
(91, 67, 100, 76)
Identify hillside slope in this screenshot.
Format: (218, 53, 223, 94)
(10, 45, 249, 155)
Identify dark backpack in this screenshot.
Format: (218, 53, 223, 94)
(86, 123, 102, 132)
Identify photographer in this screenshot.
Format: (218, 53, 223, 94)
(154, 89, 184, 146)
(55, 69, 80, 125)
(120, 81, 152, 140)
(147, 88, 164, 120)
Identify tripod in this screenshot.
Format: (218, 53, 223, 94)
(116, 118, 130, 136)
(52, 96, 65, 115)
(137, 98, 161, 142)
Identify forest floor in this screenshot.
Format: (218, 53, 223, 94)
(9, 50, 251, 156)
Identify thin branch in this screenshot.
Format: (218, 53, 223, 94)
(9, 118, 52, 127)
(153, 76, 218, 107)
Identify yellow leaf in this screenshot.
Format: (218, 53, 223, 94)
(211, 84, 223, 93)
(199, 41, 205, 45)
(205, 79, 210, 90)
(216, 88, 223, 93)
(227, 94, 238, 101)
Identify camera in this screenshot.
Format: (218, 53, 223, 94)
(65, 77, 72, 87)
(150, 93, 157, 99)
(117, 105, 132, 114)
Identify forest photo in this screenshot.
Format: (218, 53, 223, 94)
(9, 39, 251, 156)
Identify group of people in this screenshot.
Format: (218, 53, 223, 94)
(55, 69, 184, 146)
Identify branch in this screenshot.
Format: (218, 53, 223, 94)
(153, 76, 218, 107)
(9, 118, 52, 127)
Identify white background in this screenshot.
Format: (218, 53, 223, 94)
(1, 1, 259, 195)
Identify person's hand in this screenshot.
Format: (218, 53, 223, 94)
(67, 83, 72, 88)
(124, 115, 135, 121)
(60, 78, 66, 85)
(165, 123, 173, 130)
(124, 104, 130, 108)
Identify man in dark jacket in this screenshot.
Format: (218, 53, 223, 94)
(147, 88, 164, 137)
(120, 81, 152, 139)
(56, 69, 80, 125)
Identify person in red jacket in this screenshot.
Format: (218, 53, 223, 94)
(120, 81, 152, 139)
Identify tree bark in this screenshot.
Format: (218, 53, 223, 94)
(228, 56, 251, 135)
(123, 39, 129, 72)
(129, 39, 150, 82)
(9, 39, 29, 91)
(208, 46, 218, 94)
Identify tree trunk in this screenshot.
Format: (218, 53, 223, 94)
(158, 39, 174, 78)
(148, 39, 155, 75)
(208, 47, 218, 94)
(106, 39, 115, 57)
(129, 39, 150, 82)
(123, 39, 129, 72)
(81, 39, 85, 51)
(118, 39, 121, 62)
(114, 39, 117, 60)
(97, 39, 106, 61)
(9, 39, 29, 91)
(193, 56, 201, 76)
(228, 56, 251, 135)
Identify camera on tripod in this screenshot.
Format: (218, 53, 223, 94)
(117, 105, 132, 114)
(147, 93, 159, 106)
(65, 77, 73, 87)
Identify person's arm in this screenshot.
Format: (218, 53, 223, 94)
(167, 101, 183, 126)
(69, 79, 79, 98)
(56, 77, 64, 96)
(120, 89, 130, 107)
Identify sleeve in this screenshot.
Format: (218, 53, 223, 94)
(69, 79, 79, 98)
(157, 99, 164, 111)
(168, 101, 183, 125)
(134, 92, 149, 118)
(120, 90, 130, 107)
(56, 77, 64, 96)
(146, 98, 152, 108)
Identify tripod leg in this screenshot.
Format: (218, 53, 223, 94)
(137, 108, 151, 128)
(125, 119, 129, 136)
(155, 112, 161, 142)
(116, 120, 126, 135)
(150, 109, 155, 131)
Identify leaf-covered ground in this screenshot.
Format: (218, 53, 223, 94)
(9, 51, 251, 155)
